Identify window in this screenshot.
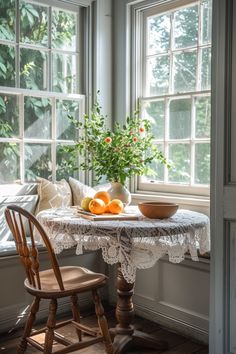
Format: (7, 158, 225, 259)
(0, 0, 86, 184)
(136, 0, 212, 196)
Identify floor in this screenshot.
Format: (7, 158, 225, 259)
(0, 308, 208, 354)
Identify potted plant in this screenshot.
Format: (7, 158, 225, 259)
(63, 96, 169, 205)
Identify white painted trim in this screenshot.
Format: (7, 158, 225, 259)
(209, 0, 227, 352)
(23, 0, 91, 11)
(134, 304, 208, 344)
(131, 191, 210, 208)
(137, 181, 210, 196)
(0, 87, 84, 99)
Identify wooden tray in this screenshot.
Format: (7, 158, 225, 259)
(76, 210, 139, 221)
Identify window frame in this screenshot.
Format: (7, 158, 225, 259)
(0, 87, 85, 184)
(129, 0, 211, 198)
(0, 0, 93, 185)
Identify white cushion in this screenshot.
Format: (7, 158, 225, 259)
(36, 178, 72, 214)
(69, 177, 111, 206)
(0, 195, 39, 242)
(69, 177, 96, 206)
(0, 183, 38, 197)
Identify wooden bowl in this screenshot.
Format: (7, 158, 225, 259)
(138, 202, 179, 219)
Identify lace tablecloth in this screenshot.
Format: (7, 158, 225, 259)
(37, 207, 210, 283)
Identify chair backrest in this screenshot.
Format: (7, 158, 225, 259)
(5, 205, 64, 291)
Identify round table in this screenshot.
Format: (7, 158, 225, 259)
(37, 207, 210, 354)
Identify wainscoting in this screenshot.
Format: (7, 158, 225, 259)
(108, 256, 210, 344)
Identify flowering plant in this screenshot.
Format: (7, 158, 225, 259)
(64, 98, 169, 185)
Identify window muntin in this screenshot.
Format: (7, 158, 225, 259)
(0, 0, 85, 184)
(139, 0, 212, 195)
(0, 90, 84, 184)
(0, 0, 79, 93)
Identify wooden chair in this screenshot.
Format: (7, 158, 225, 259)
(5, 205, 113, 354)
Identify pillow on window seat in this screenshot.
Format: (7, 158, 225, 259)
(0, 194, 39, 253)
(69, 177, 110, 206)
(36, 178, 72, 214)
(69, 177, 96, 206)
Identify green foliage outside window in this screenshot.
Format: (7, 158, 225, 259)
(0, 0, 79, 183)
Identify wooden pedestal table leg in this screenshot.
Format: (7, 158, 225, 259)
(110, 264, 168, 354)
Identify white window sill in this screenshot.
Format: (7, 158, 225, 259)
(131, 191, 210, 213)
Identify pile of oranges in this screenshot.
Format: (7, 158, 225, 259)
(81, 191, 124, 215)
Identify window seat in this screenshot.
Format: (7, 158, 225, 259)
(0, 184, 39, 255)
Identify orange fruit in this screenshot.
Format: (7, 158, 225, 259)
(94, 191, 110, 205)
(104, 204, 111, 213)
(108, 199, 124, 214)
(89, 198, 106, 214)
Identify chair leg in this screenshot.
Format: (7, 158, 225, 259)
(43, 299, 57, 354)
(92, 289, 114, 354)
(71, 294, 82, 341)
(18, 297, 40, 354)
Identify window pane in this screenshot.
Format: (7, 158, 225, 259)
(52, 53, 77, 93)
(20, 48, 48, 90)
(202, 0, 212, 44)
(20, 1, 48, 46)
(173, 5, 198, 49)
(0, 143, 20, 183)
(195, 97, 211, 138)
(169, 99, 191, 139)
(24, 97, 51, 139)
(147, 14, 170, 54)
(0, 94, 19, 137)
(25, 143, 52, 181)
(56, 144, 76, 180)
(173, 51, 197, 93)
(147, 55, 170, 96)
(0, 0, 16, 41)
(0, 44, 16, 87)
(195, 143, 210, 184)
(145, 144, 164, 182)
(168, 143, 190, 183)
(56, 100, 79, 140)
(201, 47, 211, 90)
(143, 100, 165, 139)
(52, 9, 76, 51)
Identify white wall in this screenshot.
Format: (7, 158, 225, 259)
(94, 0, 112, 123)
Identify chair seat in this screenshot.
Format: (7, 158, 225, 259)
(25, 266, 107, 296)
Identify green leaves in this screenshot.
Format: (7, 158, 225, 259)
(62, 98, 169, 184)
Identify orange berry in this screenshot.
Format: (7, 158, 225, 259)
(89, 198, 106, 214)
(139, 127, 145, 133)
(105, 137, 112, 144)
(94, 191, 110, 205)
(133, 137, 138, 142)
(108, 199, 124, 214)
